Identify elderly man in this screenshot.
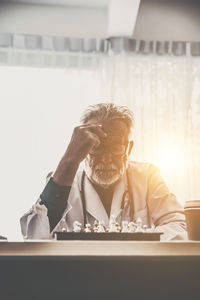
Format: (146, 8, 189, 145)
(20, 103, 187, 240)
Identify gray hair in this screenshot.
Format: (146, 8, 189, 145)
(81, 103, 134, 131)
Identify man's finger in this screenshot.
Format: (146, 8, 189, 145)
(86, 131, 101, 148)
(80, 124, 107, 139)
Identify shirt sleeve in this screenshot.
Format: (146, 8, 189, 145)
(40, 178, 71, 232)
(146, 164, 187, 240)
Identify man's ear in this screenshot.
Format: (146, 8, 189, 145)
(128, 140, 134, 156)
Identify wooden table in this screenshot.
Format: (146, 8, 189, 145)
(1, 241, 200, 299)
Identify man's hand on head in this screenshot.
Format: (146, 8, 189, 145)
(53, 123, 107, 187)
(68, 123, 107, 163)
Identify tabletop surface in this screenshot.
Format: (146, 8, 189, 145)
(1, 240, 200, 257)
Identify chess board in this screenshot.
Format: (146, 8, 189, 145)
(54, 232, 163, 241)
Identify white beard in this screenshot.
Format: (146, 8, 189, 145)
(84, 158, 126, 188)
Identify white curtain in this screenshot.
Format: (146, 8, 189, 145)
(101, 53, 200, 204)
(0, 51, 200, 239)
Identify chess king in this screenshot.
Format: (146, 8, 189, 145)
(20, 103, 187, 241)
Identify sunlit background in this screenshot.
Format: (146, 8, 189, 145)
(0, 51, 200, 239)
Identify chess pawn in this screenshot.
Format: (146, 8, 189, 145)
(135, 217, 144, 232)
(85, 223, 92, 233)
(128, 222, 136, 233)
(61, 218, 67, 232)
(109, 215, 117, 232)
(150, 224, 156, 232)
(73, 221, 82, 233)
(110, 214, 116, 223)
(93, 220, 99, 233)
(115, 223, 121, 233)
(143, 225, 148, 232)
(97, 220, 105, 233)
(121, 221, 129, 233)
(108, 222, 116, 232)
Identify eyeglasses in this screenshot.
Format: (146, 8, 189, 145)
(89, 142, 129, 156)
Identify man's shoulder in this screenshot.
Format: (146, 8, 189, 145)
(127, 161, 160, 176)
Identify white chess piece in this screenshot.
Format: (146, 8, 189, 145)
(143, 225, 148, 232)
(93, 220, 99, 232)
(110, 215, 116, 223)
(109, 215, 117, 232)
(135, 217, 143, 232)
(85, 223, 92, 233)
(121, 221, 129, 233)
(128, 222, 136, 233)
(97, 220, 105, 233)
(73, 221, 82, 232)
(150, 224, 156, 232)
(61, 218, 67, 232)
(115, 223, 121, 233)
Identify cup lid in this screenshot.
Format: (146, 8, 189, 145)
(184, 200, 200, 208)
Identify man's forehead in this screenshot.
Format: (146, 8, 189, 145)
(102, 119, 128, 135)
(88, 118, 130, 137)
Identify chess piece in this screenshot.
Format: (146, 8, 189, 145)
(121, 221, 129, 233)
(73, 221, 82, 232)
(150, 224, 156, 232)
(93, 220, 99, 232)
(61, 218, 67, 232)
(85, 223, 92, 233)
(115, 223, 121, 233)
(128, 222, 136, 233)
(97, 220, 105, 233)
(143, 225, 148, 232)
(135, 217, 143, 232)
(109, 215, 117, 232)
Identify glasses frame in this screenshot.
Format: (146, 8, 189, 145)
(89, 141, 130, 156)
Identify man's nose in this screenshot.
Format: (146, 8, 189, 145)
(101, 151, 113, 164)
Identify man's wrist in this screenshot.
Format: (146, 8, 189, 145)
(40, 178, 71, 206)
(53, 157, 80, 186)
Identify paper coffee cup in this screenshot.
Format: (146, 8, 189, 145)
(184, 200, 200, 240)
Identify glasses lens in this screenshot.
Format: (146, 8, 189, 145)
(89, 143, 127, 156)
(111, 144, 126, 155)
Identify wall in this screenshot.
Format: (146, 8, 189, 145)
(0, 3, 107, 38)
(133, 0, 200, 41)
(0, 1, 200, 41)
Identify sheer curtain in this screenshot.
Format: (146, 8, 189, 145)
(0, 49, 200, 239)
(102, 53, 200, 204)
